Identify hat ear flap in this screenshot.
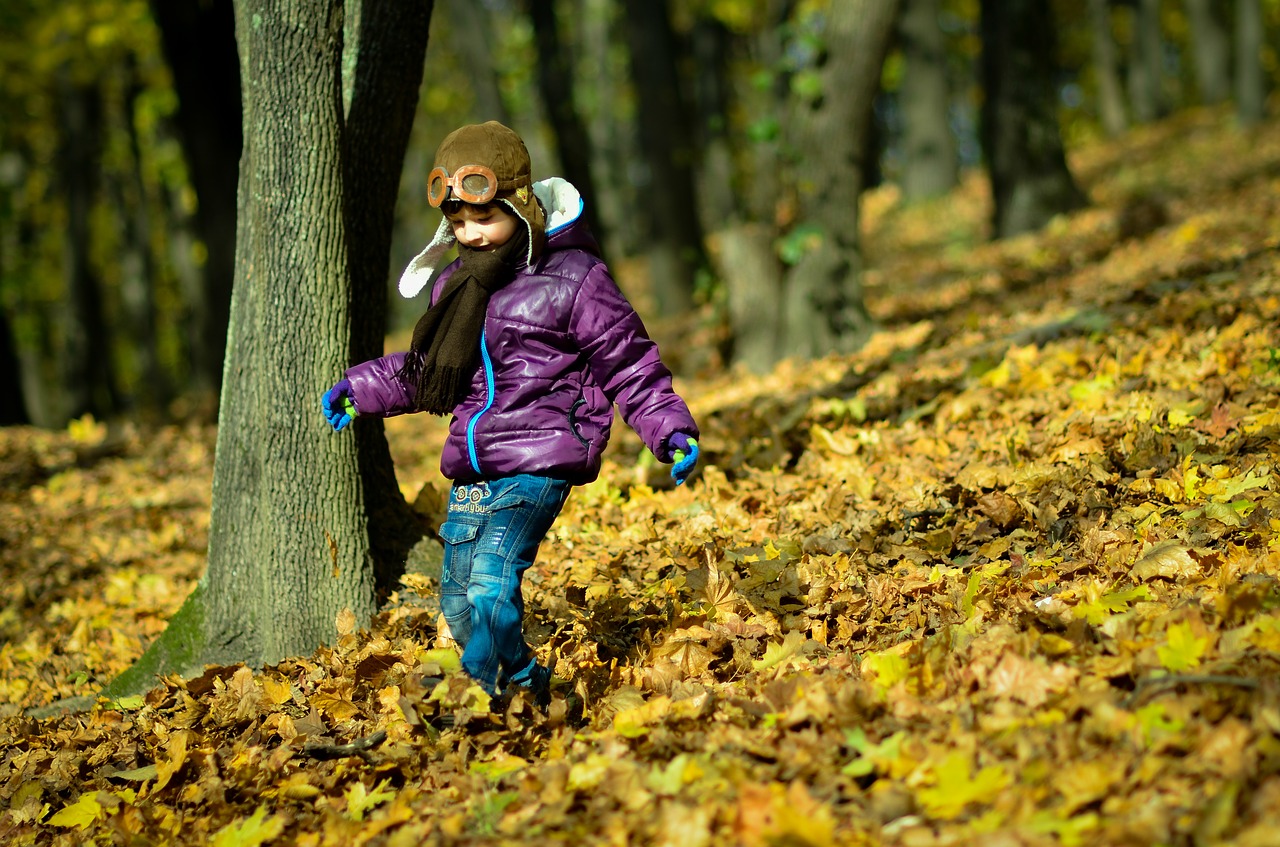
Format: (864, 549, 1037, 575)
(498, 196, 544, 266)
(398, 216, 455, 298)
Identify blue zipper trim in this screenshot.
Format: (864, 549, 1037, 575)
(545, 197, 584, 236)
(467, 329, 495, 475)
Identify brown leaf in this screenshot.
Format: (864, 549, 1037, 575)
(1131, 543, 1199, 581)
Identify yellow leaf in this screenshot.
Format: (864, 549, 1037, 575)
(614, 696, 672, 738)
(1157, 622, 1208, 671)
(261, 676, 294, 707)
(345, 779, 396, 821)
(47, 792, 105, 829)
(752, 631, 808, 672)
(861, 648, 911, 691)
(916, 753, 1011, 819)
(211, 807, 286, 847)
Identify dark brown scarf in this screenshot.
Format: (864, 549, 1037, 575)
(397, 224, 528, 415)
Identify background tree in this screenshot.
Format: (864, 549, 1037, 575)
(897, 0, 959, 201)
(147, 0, 242, 409)
(1185, 0, 1231, 105)
(980, 0, 1087, 238)
(621, 0, 706, 317)
(778, 0, 900, 359)
(107, 0, 432, 695)
(1236, 0, 1267, 126)
(1088, 0, 1129, 136)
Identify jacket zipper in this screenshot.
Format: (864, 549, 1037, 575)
(466, 329, 495, 476)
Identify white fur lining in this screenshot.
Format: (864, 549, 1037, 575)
(396, 177, 584, 299)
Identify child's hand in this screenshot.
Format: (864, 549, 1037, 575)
(669, 433, 699, 485)
(322, 378, 358, 431)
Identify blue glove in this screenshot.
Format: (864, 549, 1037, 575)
(668, 433, 699, 485)
(321, 378, 357, 431)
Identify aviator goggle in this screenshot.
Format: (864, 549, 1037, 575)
(427, 164, 511, 207)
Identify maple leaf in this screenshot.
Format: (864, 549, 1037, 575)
(210, 807, 286, 847)
(1157, 622, 1208, 671)
(915, 752, 1011, 820)
(46, 791, 105, 829)
(345, 778, 397, 821)
(752, 631, 809, 672)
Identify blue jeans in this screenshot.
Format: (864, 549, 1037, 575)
(438, 474, 571, 696)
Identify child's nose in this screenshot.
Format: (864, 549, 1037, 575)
(458, 220, 482, 245)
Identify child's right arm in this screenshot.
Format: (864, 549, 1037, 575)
(322, 352, 419, 429)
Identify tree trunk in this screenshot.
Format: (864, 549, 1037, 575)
(1126, 0, 1167, 123)
(106, 0, 432, 696)
(1185, 0, 1231, 105)
(529, 0, 608, 248)
(1089, 0, 1129, 136)
(980, 0, 1087, 239)
(443, 0, 510, 124)
(57, 75, 119, 423)
(620, 0, 704, 317)
(1236, 0, 1266, 126)
(148, 0, 242, 411)
(898, 0, 959, 201)
(0, 307, 27, 425)
(778, 0, 899, 359)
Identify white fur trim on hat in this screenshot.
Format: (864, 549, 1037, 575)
(397, 216, 455, 299)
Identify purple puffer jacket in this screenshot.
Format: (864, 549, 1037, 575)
(345, 202, 698, 484)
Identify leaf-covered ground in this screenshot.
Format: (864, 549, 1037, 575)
(4, 106, 1280, 845)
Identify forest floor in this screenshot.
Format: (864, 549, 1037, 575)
(3, 105, 1280, 846)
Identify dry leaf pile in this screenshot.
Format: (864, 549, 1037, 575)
(3, 106, 1280, 845)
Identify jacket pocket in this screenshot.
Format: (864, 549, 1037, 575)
(567, 396, 591, 448)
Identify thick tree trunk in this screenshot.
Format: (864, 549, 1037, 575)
(898, 0, 958, 201)
(779, 0, 899, 359)
(980, 0, 1087, 239)
(107, 1, 432, 695)
(57, 76, 119, 423)
(148, 0, 241, 410)
(529, 0, 607, 248)
(1185, 0, 1231, 105)
(1089, 0, 1129, 136)
(1236, 0, 1266, 126)
(620, 0, 705, 317)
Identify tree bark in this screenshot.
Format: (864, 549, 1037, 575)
(1088, 0, 1129, 136)
(1126, 0, 1167, 123)
(620, 0, 705, 317)
(0, 307, 27, 425)
(898, 0, 958, 201)
(1185, 0, 1231, 105)
(529, 0, 608, 248)
(148, 0, 242, 410)
(56, 75, 119, 423)
(1236, 0, 1266, 126)
(778, 0, 899, 359)
(980, 0, 1087, 239)
(108, 0, 432, 694)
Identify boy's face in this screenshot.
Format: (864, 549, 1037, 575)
(446, 202, 518, 251)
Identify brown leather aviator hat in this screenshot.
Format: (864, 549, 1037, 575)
(429, 121, 546, 259)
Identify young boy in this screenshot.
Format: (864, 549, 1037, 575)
(321, 121, 699, 706)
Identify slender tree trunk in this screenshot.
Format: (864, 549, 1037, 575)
(1126, 0, 1166, 122)
(1236, 0, 1266, 126)
(0, 307, 27, 425)
(148, 0, 241, 411)
(107, 0, 432, 695)
(57, 75, 119, 423)
(529, 0, 607, 247)
(980, 0, 1087, 239)
(620, 0, 704, 317)
(898, 0, 959, 201)
(443, 0, 509, 124)
(1185, 0, 1231, 104)
(779, 0, 899, 359)
(1089, 0, 1129, 136)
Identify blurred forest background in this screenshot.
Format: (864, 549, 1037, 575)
(0, 0, 1275, 429)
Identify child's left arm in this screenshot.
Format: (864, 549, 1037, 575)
(569, 265, 699, 468)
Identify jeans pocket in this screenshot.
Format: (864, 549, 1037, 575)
(440, 520, 480, 594)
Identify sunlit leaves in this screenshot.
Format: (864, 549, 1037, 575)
(1157, 622, 1209, 671)
(915, 753, 1011, 820)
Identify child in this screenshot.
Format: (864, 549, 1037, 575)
(321, 121, 699, 706)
